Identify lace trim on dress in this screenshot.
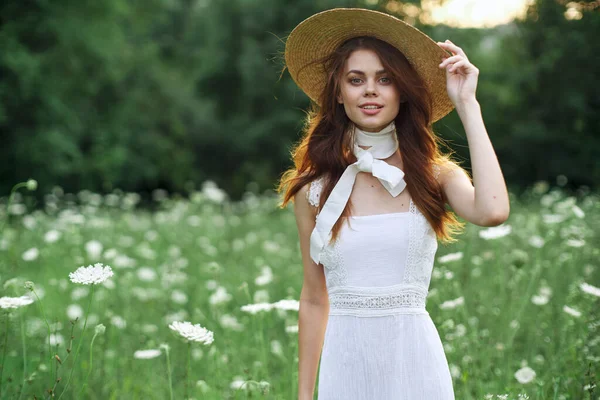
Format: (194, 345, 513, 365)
(328, 284, 428, 316)
(306, 176, 325, 208)
(320, 236, 347, 288)
(403, 194, 438, 288)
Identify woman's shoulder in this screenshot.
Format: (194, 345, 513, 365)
(433, 158, 463, 185)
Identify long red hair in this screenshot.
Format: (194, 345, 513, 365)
(277, 36, 467, 244)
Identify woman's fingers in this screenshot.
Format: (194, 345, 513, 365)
(439, 55, 463, 68)
(448, 60, 467, 73)
(437, 40, 468, 59)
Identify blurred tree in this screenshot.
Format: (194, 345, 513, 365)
(504, 0, 600, 189)
(0, 0, 204, 196)
(0, 0, 598, 201)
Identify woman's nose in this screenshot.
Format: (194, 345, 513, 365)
(364, 81, 377, 96)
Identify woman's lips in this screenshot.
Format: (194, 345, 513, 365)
(360, 106, 383, 115)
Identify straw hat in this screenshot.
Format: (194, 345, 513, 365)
(284, 8, 455, 123)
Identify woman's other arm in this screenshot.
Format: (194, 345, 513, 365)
(439, 100, 510, 227)
(294, 183, 329, 400)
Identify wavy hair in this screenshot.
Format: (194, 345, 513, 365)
(277, 36, 467, 244)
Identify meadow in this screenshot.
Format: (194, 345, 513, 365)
(0, 179, 598, 399)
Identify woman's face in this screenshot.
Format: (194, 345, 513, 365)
(337, 49, 401, 133)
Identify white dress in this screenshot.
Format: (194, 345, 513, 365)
(306, 174, 455, 400)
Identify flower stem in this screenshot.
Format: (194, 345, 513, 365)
(31, 288, 53, 378)
(17, 311, 27, 400)
(164, 346, 174, 400)
(185, 342, 191, 399)
(0, 181, 27, 233)
(78, 329, 99, 397)
(57, 284, 95, 400)
(0, 312, 9, 398)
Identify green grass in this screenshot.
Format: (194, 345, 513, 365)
(0, 182, 598, 399)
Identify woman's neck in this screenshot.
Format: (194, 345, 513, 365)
(354, 121, 401, 163)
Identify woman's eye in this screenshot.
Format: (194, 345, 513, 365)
(350, 77, 391, 84)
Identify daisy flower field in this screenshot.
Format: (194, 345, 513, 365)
(0, 179, 598, 399)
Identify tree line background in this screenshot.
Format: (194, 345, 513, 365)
(1, 0, 598, 201)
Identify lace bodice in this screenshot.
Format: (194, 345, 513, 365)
(305, 164, 442, 316)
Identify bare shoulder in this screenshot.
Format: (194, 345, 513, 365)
(294, 181, 318, 222)
(293, 180, 328, 305)
(435, 159, 469, 187)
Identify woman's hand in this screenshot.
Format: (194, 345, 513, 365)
(437, 39, 479, 109)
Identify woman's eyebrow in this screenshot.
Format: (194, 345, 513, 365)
(346, 69, 387, 76)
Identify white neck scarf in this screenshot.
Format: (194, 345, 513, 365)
(309, 121, 407, 264)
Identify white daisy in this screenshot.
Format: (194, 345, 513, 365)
(103, 248, 118, 259)
(48, 333, 64, 346)
(44, 230, 61, 243)
(8, 203, 26, 215)
(565, 239, 585, 248)
(133, 349, 162, 359)
(270, 339, 283, 357)
(69, 263, 114, 285)
(110, 315, 127, 329)
(240, 302, 274, 314)
(562, 305, 581, 318)
(85, 240, 103, 260)
(22, 248, 39, 262)
(171, 290, 188, 305)
(0, 296, 34, 309)
(262, 241, 280, 253)
(253, 289, 270, 303)
(209, 286, 232, 305)
(514, 366, 536, 384)
(168, 321, 214, 345)
(479, 224, 512, 240)
(22, 215, 36, 230)
(205, 280, 218, 290)
(439, 296, 465, 310)
(528, 235, 545, 248)
(255, 266, 273, 286)
(438, 252, 463, 264)
(112, 254, 136, 269)
(272, 299, 300, 311)
(580, 282, 600, 297)
(531, 294, 549, 306)
(539, 286, 552, 297)
(449, 363, 461, 379)
(66, 304, 83, 320)
(202, 181, 227, 203)
(572, 205, 585, 218)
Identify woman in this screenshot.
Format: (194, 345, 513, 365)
(277, 8, 509, 400)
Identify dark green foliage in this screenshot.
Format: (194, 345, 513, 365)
(0, 0, 598, 199)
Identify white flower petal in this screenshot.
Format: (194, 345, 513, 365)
(168, 321, 214, 345)
(69, 263, 114, 285)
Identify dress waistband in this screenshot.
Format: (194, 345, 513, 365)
(328, 283, 428, 317)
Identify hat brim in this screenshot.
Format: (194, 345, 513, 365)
(285, 8, 455, 123)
